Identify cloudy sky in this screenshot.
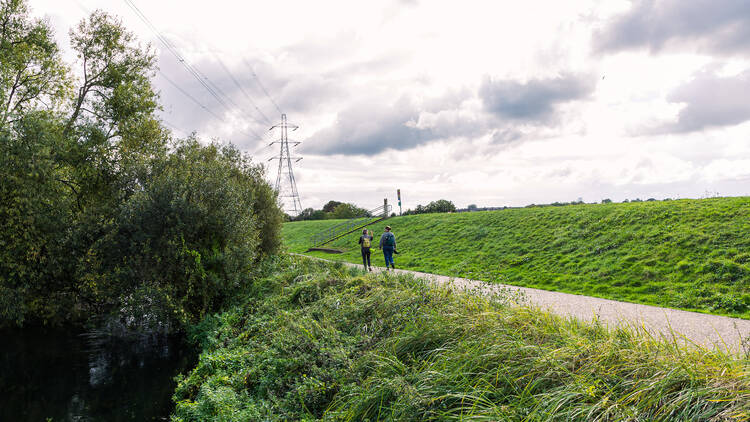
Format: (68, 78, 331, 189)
(29, 0, 750, 212)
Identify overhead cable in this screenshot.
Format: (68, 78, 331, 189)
(124, 0, 266, 142)
(244, 59, 283, 115)
(214, 53, 273, 125)
(124, 0, 231, 113)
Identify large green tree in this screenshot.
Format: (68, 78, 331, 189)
(0, 0, 69, 131)
(0, 0, 73, 324)
(62, 10, 166, 214)
(0, 1, 282, 329)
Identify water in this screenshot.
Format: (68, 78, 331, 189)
(0, 326, 196, 421)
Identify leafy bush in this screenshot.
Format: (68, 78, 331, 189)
(78, 139, 282, 328)
(404, 199, 456, 215)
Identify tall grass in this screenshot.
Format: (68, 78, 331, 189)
(283, 197, 750, 318)
(172, 257, 749, 421)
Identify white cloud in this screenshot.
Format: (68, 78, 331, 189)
(25, 0, 750, 211)
(702, 159, 750, 182)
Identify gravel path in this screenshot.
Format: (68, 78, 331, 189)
(296, 254, 750, 354)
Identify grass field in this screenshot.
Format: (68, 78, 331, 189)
(283, 197, 750, 319)
(172, 257, 749, 421)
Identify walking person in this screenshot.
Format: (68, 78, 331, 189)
(379, 225, 397, 270)
(358, 228, 374, 271)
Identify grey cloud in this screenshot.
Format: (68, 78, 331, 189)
(303, 86, 491, 156)
(595, 0, 750, 55)
(479, 73, 595, 123)
(491, 128, 524, 145)
(303, 96, 437, 155)
(275, 75, 342, 115)
(304, 72, 593, 156)
(656, 69, 750, 133)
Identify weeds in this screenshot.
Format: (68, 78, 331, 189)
(172, 257, 750, 421)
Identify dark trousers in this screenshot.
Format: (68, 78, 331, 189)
(361, 247, 371, 268)
(382, 247, 394, 267)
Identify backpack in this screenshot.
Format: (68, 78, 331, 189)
(362, 236, 371, 248)
(383, 232, 395, 247)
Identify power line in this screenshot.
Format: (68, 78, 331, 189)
(213, 53, 273, 126)
(159, 70, 263, 141)
(159, 71, 224, 122)
(205, 55, 271, 126)
(124, 0, 269, 143)
(244, 59, 283, 115)
(124, 0, 232, 114)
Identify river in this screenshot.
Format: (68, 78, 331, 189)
(0, 326, 197, 421)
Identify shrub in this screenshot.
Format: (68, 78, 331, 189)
(78, 139, 282, 328)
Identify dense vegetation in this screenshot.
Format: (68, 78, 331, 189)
(293, 200, 370, 221)
(0, 0, 282, 329)
(172, 256, 749, 421)
(284, 197, 750, 318)
(403, 198, 456, 215)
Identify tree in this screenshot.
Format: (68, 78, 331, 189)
(62, 10, 165, 212)
(0, 3, 285, 330)
(78, 139, 282, 328)
(467, 204, 478, 211)
(322, 200, 343, 213)
(0, 0, 73, 325)
(0, 114, 77, 325)
(0, 0, 69, 131)
(601, 198, 612, 204)
(295, 208, 316, 221)
(425, 199, 456, 213)
(331, 203, 369, 219)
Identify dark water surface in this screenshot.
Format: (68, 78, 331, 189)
(0, 326, 196, 421)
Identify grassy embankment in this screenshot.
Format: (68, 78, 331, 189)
(171, 256, 749, 421)
(283, 197, 750, 319)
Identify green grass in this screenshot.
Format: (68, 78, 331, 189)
(283, 197, 750, 319)
(171, 256, 750, 421)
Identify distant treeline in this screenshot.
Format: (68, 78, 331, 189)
(456, 197, 673, 212)
(291, 200, 371, 221)
(403, 199, 457, 215)
(294, 197, 676, 221)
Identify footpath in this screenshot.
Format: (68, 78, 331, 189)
(294, 254, 750, 354)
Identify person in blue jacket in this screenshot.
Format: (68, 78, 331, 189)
(379, 225, 397, 270)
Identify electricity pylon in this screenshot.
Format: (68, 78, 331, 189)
(269, 114, 303, 216)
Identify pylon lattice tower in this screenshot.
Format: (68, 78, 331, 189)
(269, 114, 303, 215)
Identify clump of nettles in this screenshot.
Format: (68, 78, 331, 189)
(172, 257, 749, 421)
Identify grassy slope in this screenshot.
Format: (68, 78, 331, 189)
(172, 257, 749, 421)
(284, 197, 750, 318)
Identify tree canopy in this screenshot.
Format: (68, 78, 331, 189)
(0, 2, 282, 330)
(404, 199, 457, 215)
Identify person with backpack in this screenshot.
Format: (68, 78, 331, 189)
(358, 228, 374, 271)
(379, 226, 397, 270)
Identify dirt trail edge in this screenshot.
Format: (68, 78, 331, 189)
(291, 253, 750, 354)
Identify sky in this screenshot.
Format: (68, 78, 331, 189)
(28, 0, 750, 213)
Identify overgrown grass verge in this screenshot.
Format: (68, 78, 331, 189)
(283, 197, 750, 318)
(172, 256, 749, 421)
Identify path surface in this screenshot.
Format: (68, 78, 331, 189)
(296, 254, 750, 354)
